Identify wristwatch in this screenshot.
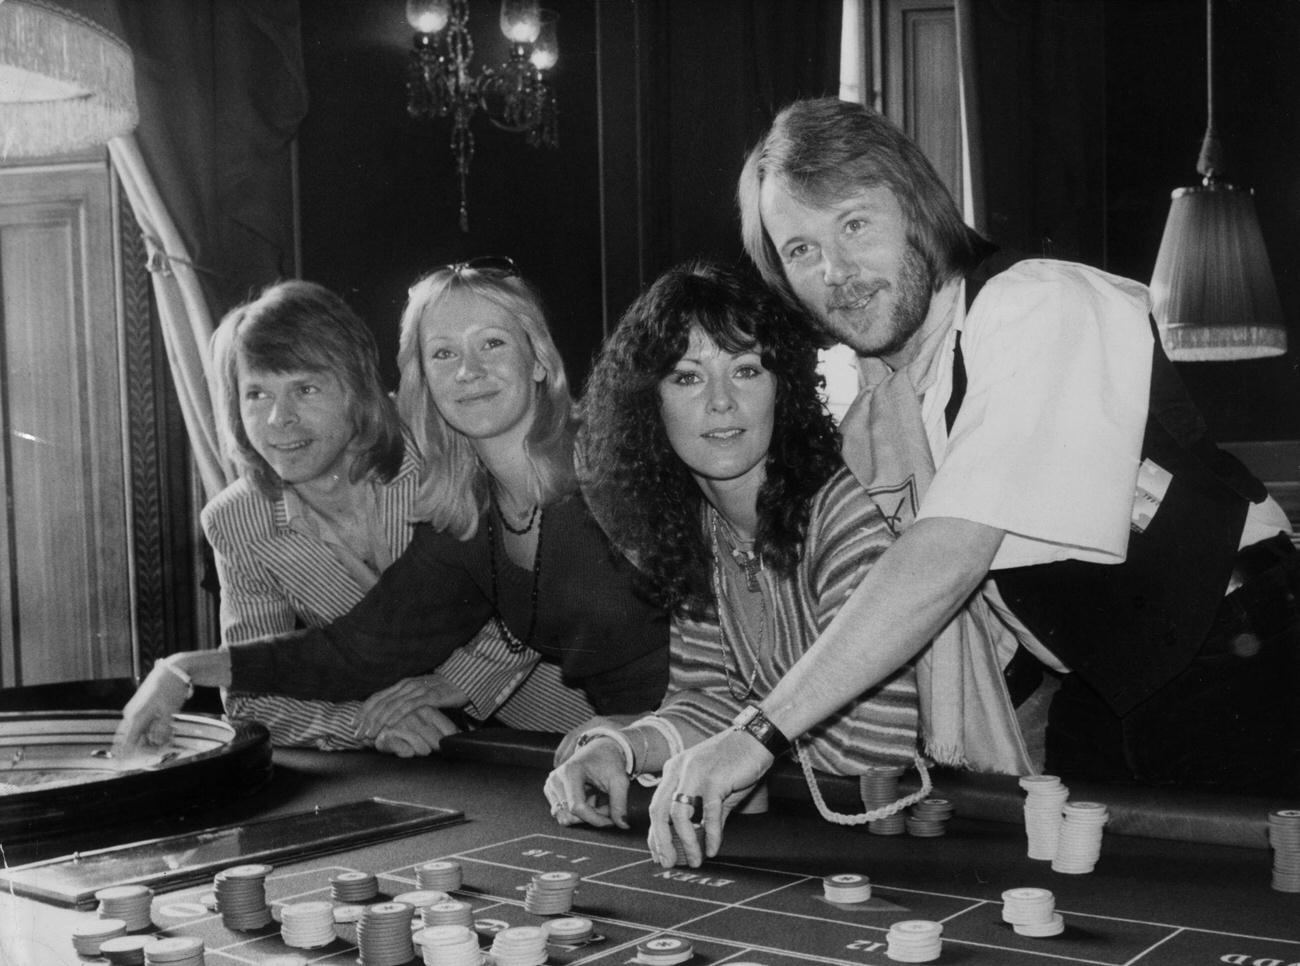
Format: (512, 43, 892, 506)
(731, 705, 791, 757)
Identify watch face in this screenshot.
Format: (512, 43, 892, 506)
(734, 706, 760, 726)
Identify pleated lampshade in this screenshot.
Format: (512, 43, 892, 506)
(0, 0, 138, 159)
(1150, 181, 1288, 361)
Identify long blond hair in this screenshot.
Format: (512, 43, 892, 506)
(395, 266, 577, 539)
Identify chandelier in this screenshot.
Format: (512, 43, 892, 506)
(406, 0, 559, 232)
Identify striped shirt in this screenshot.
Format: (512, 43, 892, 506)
(205, 448, 593, 747)
(631, 467, 919, 775)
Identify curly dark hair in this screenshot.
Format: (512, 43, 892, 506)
(579, 260, 842, 619)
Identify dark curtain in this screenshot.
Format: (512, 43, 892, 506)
(964, 0, 1106, 267)
(114, 0, 308, 317)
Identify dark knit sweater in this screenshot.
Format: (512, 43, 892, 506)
(228, 492, 669, 715)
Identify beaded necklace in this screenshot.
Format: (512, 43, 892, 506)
(708, 508, 769, 701)
(487, 501, 544, 652)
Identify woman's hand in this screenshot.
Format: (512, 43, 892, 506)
(111, 663, 192, 761)
(374, 706, 461, 757)
(356, 673, 469, 740)
(647, 728, 774, 867)
(543, 736, 632, 829)
(553, 714, 639, 766)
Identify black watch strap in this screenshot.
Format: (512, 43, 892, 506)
(733, 705, 791, 757)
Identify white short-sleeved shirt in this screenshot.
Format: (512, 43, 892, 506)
(916, 260, 1154, 570)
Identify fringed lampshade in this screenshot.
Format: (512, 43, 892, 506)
(1150, 182, 1287, 360)
(0, 0, 138, 159)
(1149, 0, 1288, 361)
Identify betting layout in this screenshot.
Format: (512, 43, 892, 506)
(60, 828, 1300, 966)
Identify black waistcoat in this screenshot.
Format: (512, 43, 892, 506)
(951, 253, 1265, 715)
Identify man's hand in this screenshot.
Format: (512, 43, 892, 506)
(553, 714, 639, 767)
(373, 705, 462, 757)
(543, 735, 632, 829)
(647, 728, 774, 868)
(356, 673, 469, 740)
(111, 663, 191, 761)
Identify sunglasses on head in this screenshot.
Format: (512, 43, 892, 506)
(437, 255, 519, 278)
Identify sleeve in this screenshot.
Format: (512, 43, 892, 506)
(804, 472, 893, 630)
(919, 262, 1153, 568)
(648, 619, 749, 748)
(227, 523, 494, 701)
(222, 692, 370, 750)
(435, 621, 539, 719)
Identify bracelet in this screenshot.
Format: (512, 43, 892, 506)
(158, 657, 195, 700)
(631, 714, 684, 758)
(576, 727, 636, 776)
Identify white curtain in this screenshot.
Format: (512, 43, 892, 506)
(108, 133, 234, 503)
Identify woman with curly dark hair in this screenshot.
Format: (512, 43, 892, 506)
(545, 260, 922, 844)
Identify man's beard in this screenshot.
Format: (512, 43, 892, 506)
(816, 243, 934, 359)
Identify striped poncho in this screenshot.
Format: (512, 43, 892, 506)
(631, 466, 920, 775)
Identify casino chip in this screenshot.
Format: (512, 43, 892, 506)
(421, 898, 475, 929)
(1268, 808, 1300, 893)
(416, 859, 464, 891)
(1002, 886, 1065, 937)
(1051, 801, 1109, 874)
(1020, 775, 1069, 861)
(861, 766, 907, 835)
(906, 798, 955, 837)
(669, 822, 706, 866)
(523, 869, 579, 914)
(393, 888, 451, 911)
(635, 936, 695, 965)
(95, 884, 154, 932)
(545, 916, 596, 943)
(213, 863, 274, 931)
(331, 870, 379, 902)
(279, 900, 337, 949)
(356, 901, 416, 966)
(98, 934, 151, 965)
(490, 924, 549, 966)
(141, 935, 205, 966)
(885, 920, 942, 963)
(71, 917, 127, 957)
(823, 873, 872, 904)
(413, 924, 480, 965)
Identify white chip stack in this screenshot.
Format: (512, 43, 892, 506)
(355, 901, 416, 966)
(141, 935, 205, 966)
(885, 919, 943, 962)
(524, 869, 579, 914)
(71, 917, 128, 958)
(1019, 775, 1069, 860)
(489, 924, 549, 966)
(1001, 886, 1065, 937)
(421, 899, 475, 929)
(822, 873, 872, 904)
(634, 936, 695, 965)
(279, 900, 337, 949)
(414, 924, 481, 966)
(1268, 808, 1300, 892)
(95, 884, 154, 931)
(1051, 801, 1109, 874)
(545, 916, 595, 944)
(331, 870, 380, 902)
(416, 859, 463, 891)
(394, 889, 451, 916)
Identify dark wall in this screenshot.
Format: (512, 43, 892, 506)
(297, 1, 1299, 441)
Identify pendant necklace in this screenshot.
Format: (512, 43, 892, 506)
(708, 508, 769, 701)
(487, 499, 544, 652)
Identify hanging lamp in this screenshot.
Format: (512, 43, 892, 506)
(0, 0, 138, 160)
(1148, 0, 1287, 361)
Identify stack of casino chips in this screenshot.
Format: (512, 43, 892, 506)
(97, 935, 151, 965)
(421, 899, 475, 929)
(905, 798, 955, 837)
(96, 884, 154, 931)
(279, 900, 338, 949)
(884, 920, 943, 963)
(394, 889, 452, 919)
(669, 822, 706, 867)
(861, 766, 907, 835)
(141, 935, 206, 966)
(1001, 886, 1064, 937)
(524, 870, 579, 913)
(1051, 801, 1109, 874)
(331, 870, 380, 903)
(544, 916, 596, 945)
(489, 924, 549, 966)
(822, 873, 872, 904)
(413, 924, 481, 966)
(355, 901, 416, 966)
(1019, 775, 1069, 860)
(416, 859, 463, 891)
(71, 917, 128, 957)
(213, 863, 274, 930)
(633, 936, 695, 965)
(1268, 809, 1300, 892)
